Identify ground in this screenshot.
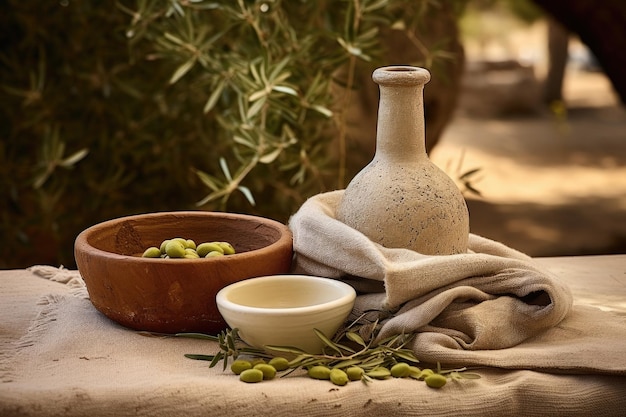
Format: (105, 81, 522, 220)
(430, 55, 626, 257)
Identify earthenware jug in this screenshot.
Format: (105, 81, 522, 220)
(336, 66, 469, 255)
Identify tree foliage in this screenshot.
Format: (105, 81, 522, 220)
(1, 0, 452, 268)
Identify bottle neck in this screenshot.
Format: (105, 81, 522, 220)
(374, 83, 427, 161)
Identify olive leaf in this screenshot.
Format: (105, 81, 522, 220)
(332, 359, 363, 369)
(263, 345, 307, 355)
(212, 352, 226, 370)
(346, 331, 367, 347)
(184, 354, 215, 361)
(392, 349, 420, 364)
(314, 328, 343, 355)
(455, 372, 482, 380)
(169, 57, 196, 84)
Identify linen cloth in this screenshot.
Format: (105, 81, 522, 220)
(1, 261, 626, 416)
(288, 190, 626, 374)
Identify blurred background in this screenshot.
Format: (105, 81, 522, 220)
(2, 0, 625, 269)
(432, 1, 626, 257)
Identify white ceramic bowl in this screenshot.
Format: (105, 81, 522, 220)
(216, 275, 356, 353)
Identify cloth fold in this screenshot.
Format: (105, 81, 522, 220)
(288, 191, 626, 374)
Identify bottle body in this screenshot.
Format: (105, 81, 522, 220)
(336, 66, 469, 255)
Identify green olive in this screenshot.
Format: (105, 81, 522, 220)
(407, 366, 422, 379)
(346, 366, 364, 381)
(268, 357, 290, 371)
(390, 362, 411, 378)
(416, 368, 434, 381)
(165, 240, 186, 258)
(230, 359, 252, 375)
(250, 358, 266, 366)
(308, 365, 331, 380)
(366, 367, 391, 380)
(159, 239, 170, 254)
(171, 238, 188, 249)
(217, 241, 236, 255)
(142, 247, 161, 258)
(239, 368, 264, 383)
(425, 373, 447, 388)
(146, 238, 234, 260)
(330, 368, 349, 386)
(254, 363, 277, 380)
(197, 242, 224, 257)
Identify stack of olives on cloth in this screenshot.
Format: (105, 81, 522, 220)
(141, 238, 236, 259)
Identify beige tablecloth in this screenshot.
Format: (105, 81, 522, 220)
(1, 256, 626, 417)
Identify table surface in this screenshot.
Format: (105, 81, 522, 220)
(1, 255, 626, 417)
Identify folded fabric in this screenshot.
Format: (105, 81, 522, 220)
(288, 190, 626, 374)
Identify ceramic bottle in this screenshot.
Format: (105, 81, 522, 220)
(336, 66, 469, 255)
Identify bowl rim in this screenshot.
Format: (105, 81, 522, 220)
(74, 210, 292, 262)
(216, 274, 356, 315)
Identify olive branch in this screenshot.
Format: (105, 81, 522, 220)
(170, 317, 480, 384)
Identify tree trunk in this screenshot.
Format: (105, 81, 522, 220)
(532, 0, 626, 105)
(543, 17, 569, 105)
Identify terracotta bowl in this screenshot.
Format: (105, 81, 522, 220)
(74, 211, 293, 334)
(216, 275, 356, 354)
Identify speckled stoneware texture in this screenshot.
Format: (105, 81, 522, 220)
(336, 66, 469, 255)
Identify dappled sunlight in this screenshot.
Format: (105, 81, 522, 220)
(429, 15, 626, 257)
(505, 218, 561, 241)
(434, 142, 626, 204)
(573, 295, 626, 313)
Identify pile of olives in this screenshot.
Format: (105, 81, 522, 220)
(229, 357, 448, 388)
(141, 238, 236, 259)
(231, 357, 290, 383)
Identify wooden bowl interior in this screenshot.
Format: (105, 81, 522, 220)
(84, 211, 284, 257)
